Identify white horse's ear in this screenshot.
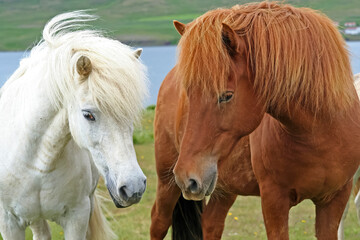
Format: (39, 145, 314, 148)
(134, 48, 143, 59)
(76, 56, 92, 78)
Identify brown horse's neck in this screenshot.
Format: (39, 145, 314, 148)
(268, 100, 360, 141)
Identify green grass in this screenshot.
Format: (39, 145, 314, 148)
(2, 107, 359, 239)
(133, 105, 155, 144)
(0, 0, 360, 51)
(222, 197, 360, 239)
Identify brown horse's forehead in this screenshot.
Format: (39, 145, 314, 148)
(185, 85, 219, 104)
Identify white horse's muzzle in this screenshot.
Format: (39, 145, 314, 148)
(106, 173, 146, 208)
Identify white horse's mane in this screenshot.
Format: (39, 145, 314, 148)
(355, 73, 360, 94)
(4, 11, 148, 125)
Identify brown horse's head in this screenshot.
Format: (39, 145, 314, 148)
(172, 19, 264, 200)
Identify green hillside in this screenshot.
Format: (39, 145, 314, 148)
(1, 0, 360, 50)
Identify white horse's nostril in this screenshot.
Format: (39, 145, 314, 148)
(119, 185, 130, 201)
(143, 179, 147, 188)
(118, 180, 146, 203)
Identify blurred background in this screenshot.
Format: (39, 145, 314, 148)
(0, 1, 360, 239)
(1, 0, 360, 49)
(1, 0, 360, 106)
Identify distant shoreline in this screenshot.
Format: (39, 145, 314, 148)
(1, 38, 360, 52)
(343, 35, 360, 42)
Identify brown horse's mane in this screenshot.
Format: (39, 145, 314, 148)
(176, 1, 356, 117)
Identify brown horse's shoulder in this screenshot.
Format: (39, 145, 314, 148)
(250, 112, 360, 202)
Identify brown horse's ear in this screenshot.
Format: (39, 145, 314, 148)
(76, 56, 92, 78)
(173, 20, 186, 36)
(221, 23, 245, 57)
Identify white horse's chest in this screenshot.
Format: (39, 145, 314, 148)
(0, 177, 67, 222)
(0, 140, 98, 224)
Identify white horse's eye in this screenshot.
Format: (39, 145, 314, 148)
(82, 110, 96, 121)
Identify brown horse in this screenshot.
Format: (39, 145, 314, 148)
(152, 2, 360, 240)
(150, 66, 259, 240)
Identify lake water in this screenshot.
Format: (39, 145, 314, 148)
(1, 42, 360, 106)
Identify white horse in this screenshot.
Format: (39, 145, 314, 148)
(338, 73, 360, 240)
(0, 11, 148, 240)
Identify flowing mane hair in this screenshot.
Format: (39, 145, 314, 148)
(176, 1, 356, 117)
(3, 11, 148, 125)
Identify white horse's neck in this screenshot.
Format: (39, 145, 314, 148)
(0, 67, 71, 174)
(27, 108, 71, 173)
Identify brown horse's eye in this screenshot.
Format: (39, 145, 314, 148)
(82, 110, 96, 121)
(218, 91, 234, 103)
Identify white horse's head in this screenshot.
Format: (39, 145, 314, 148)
(42, 12, 148, 208)
(68, 55, 147, 208)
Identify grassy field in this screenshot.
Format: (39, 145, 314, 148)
(1, 0, 360, 51)
(2, 107, 359, 239)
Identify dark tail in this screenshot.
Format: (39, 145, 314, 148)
(172, 195, 203, 240)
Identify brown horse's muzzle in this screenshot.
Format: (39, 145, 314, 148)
(173, 160, 218, 201)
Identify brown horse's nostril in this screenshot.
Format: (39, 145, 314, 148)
(188, 178, 200, 193)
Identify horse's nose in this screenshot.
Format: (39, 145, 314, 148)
(118, 178, 146, 203)
(174, 168, 217, 200)
(186, 178, 200, 194)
